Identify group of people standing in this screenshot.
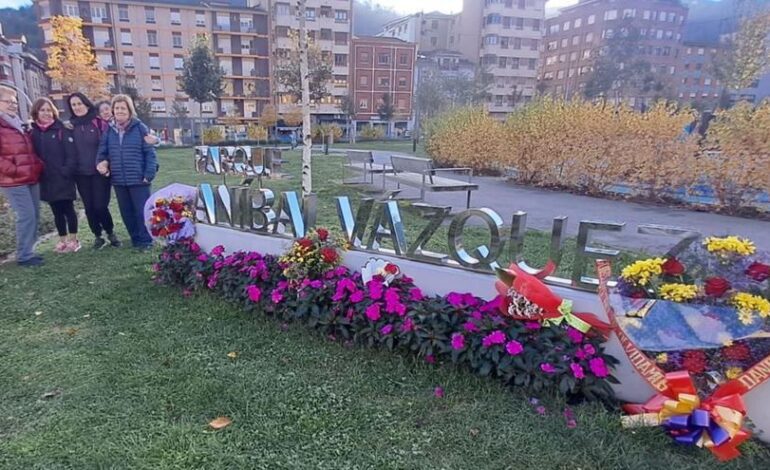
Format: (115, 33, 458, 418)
(0, 85, 158, 267)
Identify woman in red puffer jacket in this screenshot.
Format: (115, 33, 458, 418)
(0, 85, 45, 267)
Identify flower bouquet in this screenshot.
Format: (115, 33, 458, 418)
(149, 196, 196, 243)
(278, 228, 347, 283)
(598, 236, 770, 460)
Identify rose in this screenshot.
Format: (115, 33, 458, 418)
(704, 277, 731, 297)
(384, 263, 399, 275)
(661, 257, 685, 276)
(746, 262, 770, 282)
(297, 238, 313, 250)
(320, 247, 338, 264)
(316, 228, 329, 241)
(169, 200, 185, 212)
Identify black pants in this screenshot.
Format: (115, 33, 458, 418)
(49, 200, 78, 236)
(114, 185, 153, 248)
(75, 174, 114, 238)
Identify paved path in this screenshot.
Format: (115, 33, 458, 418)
(362, 151, 770, 253)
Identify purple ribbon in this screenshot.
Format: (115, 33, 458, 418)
(663, 408, 730, 447)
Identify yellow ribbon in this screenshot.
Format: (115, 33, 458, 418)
(543, 300, 592, 333)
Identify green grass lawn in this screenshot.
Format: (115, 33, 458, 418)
(2, 143, 768, 468)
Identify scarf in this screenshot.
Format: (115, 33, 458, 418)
(36, 118, 55, 132)
(0, 111, 24, 133)
(70, 109, 98, 127)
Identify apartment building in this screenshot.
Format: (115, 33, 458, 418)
(452, 0, 546, 118)
(270, 0, 352, 123)
(0, 23, 49, 120)
(540, 0, 688, 106)
(35, 0, 271, 128)
(378, 11, 458, 53)
(350, 36, 415, 135)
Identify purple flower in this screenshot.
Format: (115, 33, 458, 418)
(462, 293, 480, 307)
(482, 330, 506, 348)
(190, 242, 200, 253)
(470, 310, 482, 321)
(434, 386, 444, 398)
(589, 357, 609, 377)
(536, 405, 547, 416)
(349, 290, 365, 303)
(151, 263, 160, 272)
(409, 288, 424, 302)
(365, 303, 381, 322)
(583, 344, 596, 357)
(271, 289, 284, 304)
(368, 281, 384, 300)
(566, 327, 584, 344)
(380, 324, 393, 335)
(505, 340, 523, 356)
(446, 292, 465, 307)
(207, 274, 218, 289)
(182, 289, 192, 298)
(540, 363, 556, 374)
(480, 297, 500, 312)
(197, 254, 208, 262)
(462, 321, 479, 333)
(451, 333, 465, 350)
(211, 245, 224, 256)
(400, 317, 414, 332)
(525, 322, 541, 330)
(570, 363, 585, 379)
(309, 280, 323, 289)
(425, 354, 435, 364)
(246, 285, 261, 302)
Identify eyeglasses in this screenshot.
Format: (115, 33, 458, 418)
(0, 99, 19, 106)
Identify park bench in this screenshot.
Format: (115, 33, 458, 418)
(342, 150, 391, 186)
(385, 155, 478, 208)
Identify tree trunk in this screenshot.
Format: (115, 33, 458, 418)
(297, 0, 312, 197)
(198, 101, 204, 145)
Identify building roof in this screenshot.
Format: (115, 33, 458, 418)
(122, 0, 268, 12)
(353, 35, 414, 45)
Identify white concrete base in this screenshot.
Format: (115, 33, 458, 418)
(196, 224, 770, 443)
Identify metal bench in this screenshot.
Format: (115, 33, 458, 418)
(385, 155, 478, 208)
(342, 150, 391, 186)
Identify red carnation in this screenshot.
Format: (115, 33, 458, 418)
(682, 350, 708, 374)
(704, 277, 731, 297)
(746, 262, 770, 282)
(723, 343, 751, 361)
(152, 209, 168, 219)
(320, 247, 338, 264)
(316, 228, 329, 241)
(384, 263, 399, 275)
(662, 257, 685, 276)
(297, 238, 313, 250)
(169, 200, 185, 212)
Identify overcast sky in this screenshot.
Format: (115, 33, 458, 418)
(0, 0, 581, 13)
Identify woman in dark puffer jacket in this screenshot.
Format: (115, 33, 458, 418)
(66, 92, 121, 249)
(97, 94, 157, 250)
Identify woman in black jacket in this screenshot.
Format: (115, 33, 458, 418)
(30, 97, 80, 253)
(66, 92, 121, 249)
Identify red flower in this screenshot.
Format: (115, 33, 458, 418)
(682, 350, 708, 374)
(661, 257, 685, 276)
(704, 277, 731, 297)
(384, 263, 399, 275)
(320, 247, 338, 264)
(155, 200, 165, 208)
(169, 200, 185, 212)
(152, 209, 168, 220)
(316, 228, 329, 241)
(297, 238, 313, 250)
(746, 262, 770, 282)
(723, 343, 751, 361)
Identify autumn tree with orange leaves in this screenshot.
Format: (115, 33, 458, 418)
(46, 16, 109, 98)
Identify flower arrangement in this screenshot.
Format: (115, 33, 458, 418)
(153, 228, 619, 402)
(149, 196, 196, 242)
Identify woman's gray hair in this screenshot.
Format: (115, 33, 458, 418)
(0, 84, 17, 99)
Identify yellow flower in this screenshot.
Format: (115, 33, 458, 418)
(620, 258, 665, 286)
(704, 236, 756, 257)
(659, 283, 698, 302)
(656, 353, 668, 364)
(726, 367, 743, 380)
(732, 292, 770, 325)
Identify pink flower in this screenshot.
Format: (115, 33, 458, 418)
(368, 281, 384, 300)
(151, 263, 160, 272)
(463, 294, 480, 307)
(182, 289, 192, 298)
(246, 285, 261, 302)
(451, 333, 465, 350)
(400, 317, 415, 332)
(446, 292, 465, 307)
(271, 289, 284, 304)
(589, 357, 609, 377)
(425, 354, 435, 364)
(524, 322, 541, 330)
(380, 324, 393, 335)
(470, 310, 483, 321)
(433, 386, 444, 398)
(482, 330, 506, 348)
(197, 254, 208, 262)
(583, 344, 596, 357)
(505, 340, 523, 356)
(211, 245, 224, 256)
(189, 242, 200, 253)
(409, 288, 424, 301)
(310, 280, 323, 289)
(540, 363, 556, 374)
(462, 321, 479, 333)
(349, 290, 365, 303)
(365, 303, 381, 321)
(566, 327, 584, 344)
(570, 363, 585, 379)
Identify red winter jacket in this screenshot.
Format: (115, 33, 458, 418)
(0, 117, 43, 187)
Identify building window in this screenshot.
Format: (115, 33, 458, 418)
(360, 51, 370, 64)
(151, 76, 162, 92)
(377, 76, 390, 87)
(604, 10, 618, 21)
(587, 14, 595, 25)
(623, 9, 636, 19)
(359, 99, 368, 109)
(64, 4, 79, 17)
(149, 54, 161, 70)
(528, 58, 536, 70)
(334, 54, 347, 66)
(122, 52, 134, 68)
(151, 100, 166, 113)
(120, 29, 132, 45)
(334, 32, 348, 46)
(582, 49, 591, 59)
(431, 37, 437, 46)
(174, 56, 184, 70)
(359, 75, 368, 86)
(514, 37, 522, 49)
(320, 28, 332, 40)
(574, 18, 582, 28)
(399, 54, 409, 65)
(378, 53, 390, 65)
(572, 35, 580, 46)
(515, 18, 524, 30)
(335, 10, 348, 22)
(195, 11, 205, 27)
(91, 6, 106, 20)
(173, 32, 182, 48)
(563, 21, 570, 32)
(145, 7, 155, 23)
(547, 41, 557, 51)
(306, 8, 316, 20)
(171, 9, 181, 25)
(484, 35, 498, 46)
(585, 32, 594, 43)
(398, 76, 406, 88)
